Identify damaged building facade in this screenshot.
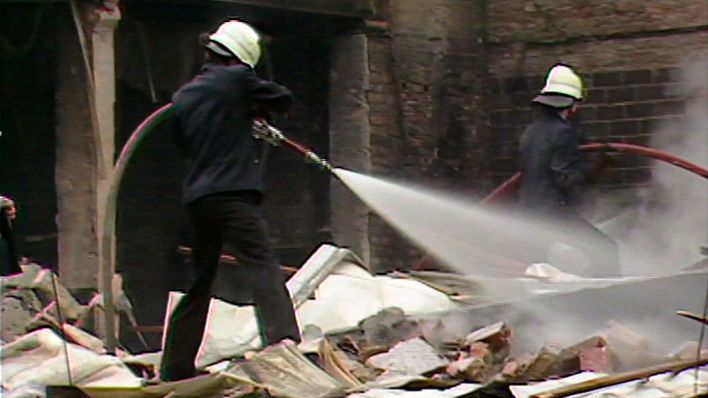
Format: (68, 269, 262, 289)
(0, 0, 706, 348)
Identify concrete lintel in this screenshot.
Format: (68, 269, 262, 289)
(212, 0, 375, 17)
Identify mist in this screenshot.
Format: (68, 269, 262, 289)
(603, 57, 708, 276)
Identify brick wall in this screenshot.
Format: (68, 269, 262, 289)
(486, 0, 707, 75)
(484, 0, 706, 195)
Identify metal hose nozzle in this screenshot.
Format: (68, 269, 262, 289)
(253, 120, 335, 172)
(253, 119, 286, 146)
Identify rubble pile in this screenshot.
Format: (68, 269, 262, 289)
(2, 245, 708, 397)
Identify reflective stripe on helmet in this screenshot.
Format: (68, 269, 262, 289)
(539, 64, 584, 100)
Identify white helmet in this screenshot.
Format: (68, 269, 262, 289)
(533, 64, 584, 108)
(206, 20, 261, 68)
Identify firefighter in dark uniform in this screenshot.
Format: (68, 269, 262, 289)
(518, 64, 620, 277)
(161, 20, 300, 381)
(0, 194, 20, 276)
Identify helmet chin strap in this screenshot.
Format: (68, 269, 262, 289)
(559, 103, 578, 120)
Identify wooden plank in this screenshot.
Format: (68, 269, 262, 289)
(212, 0, 375, 17)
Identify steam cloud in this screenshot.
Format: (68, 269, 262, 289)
(606, 56, 708, 276)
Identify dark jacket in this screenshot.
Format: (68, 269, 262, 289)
(172, 63, 293, 204)
(518, 110, 592, 211)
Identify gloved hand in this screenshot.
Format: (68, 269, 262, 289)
(0, 195, 16, 220)
(252, 118, 285, 146)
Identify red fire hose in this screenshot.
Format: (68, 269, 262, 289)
(414, 142, 708, 270)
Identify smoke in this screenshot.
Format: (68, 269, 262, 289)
(606, 57, 708, 276)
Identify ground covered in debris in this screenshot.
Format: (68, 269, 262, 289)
(2, 245, 708, 397)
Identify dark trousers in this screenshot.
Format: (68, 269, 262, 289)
(160, 192, 300, 381)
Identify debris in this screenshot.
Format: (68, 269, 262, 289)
(1, 264, 88, 322)
(1, 328, 142, 392)
(509, 372, 604, 398)
(298, 324, 325, 353)
(603, 321, 663, 371)
(446, 342, 493, 382)
(320, 338, 371, 388)
(558, 336, 613, 374)
(223, 339, 345, 398)
(1, 288, 45, 342)
(3, 244, 708, 398)
(366, 337, 450, 377)
(60, 324, 106, 354)
(347, 382, 481, 398)
(360, 308, 420, 347)
(516, 345, 565, 381)
(466, 322, 507, 345)
(167, 244, 461, 368)
(465, 321, 512, 359)
(288, 244, 368, 305)
(521, 358, 708, 398)
(165, 290, 263, 367)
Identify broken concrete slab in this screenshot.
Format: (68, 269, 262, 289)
(1, 264, 88, 322)
(360, 308, 420, 348)
(1, 288, 44, 342)
(366, 338, 449, 378)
